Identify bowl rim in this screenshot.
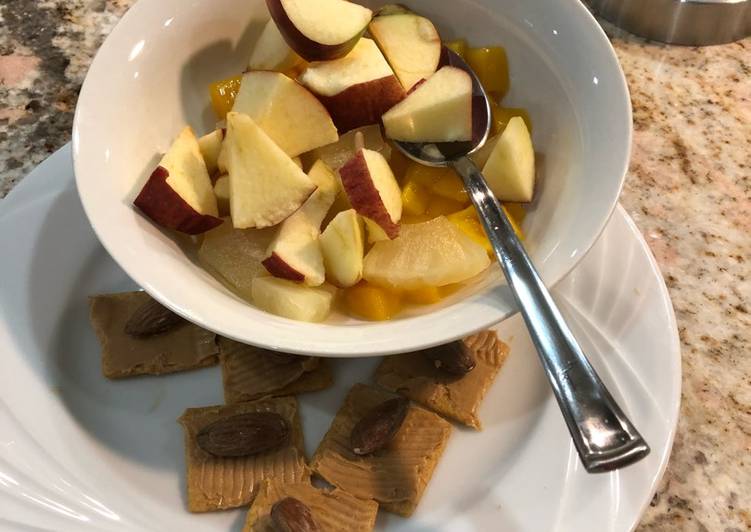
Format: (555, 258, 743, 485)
(72, 0, 632, 357)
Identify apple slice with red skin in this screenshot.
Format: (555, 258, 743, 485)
(382, 66, 473, 143)
(252, 276, 334, 322)
(232, 71, 338, 157)
(223, 112, 317, 229)
(134, 127, 221, 235)
(248, 18, 303, 72)
(266, 0, 372, 62)
(299, 38, 405, 132)
(368, 5, 441, 91)
(262, 160, 339, 285)
(339, 148, 402, 241)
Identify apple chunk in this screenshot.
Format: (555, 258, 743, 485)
(339, 148, 402, 240)
(223, 112, 317, 229)
(134, 127, 221, 235)
(248, 18, 303, 72)
(232, 71, 338, 157)
(197, 128, 224, 176)
(369, 5, 441, 91)
(481, 116, 536, 202)
(266, 0, 372, 61)
(213, 174, 230, 216)
(252, 276, 333, 322)
(262, 160, 339, 286)
(299, 38, 405, 132)
(382, 66, 473, 142)
(320, 209, 364, 287)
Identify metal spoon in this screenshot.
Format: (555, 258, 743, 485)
(392, 48, 650, 473)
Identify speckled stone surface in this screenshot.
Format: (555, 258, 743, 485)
(1, 1, 749, 529)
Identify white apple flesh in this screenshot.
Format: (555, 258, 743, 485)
(480, 116, 536, 202)
(262, 160, 339, 285)
(299, 38, 405, 132)
(382, 66, 473, 142)
(369, 6, 441, 91)
(266, 0, 372, 61)
(197, 128, 224, 177)
(338, 148, 402, 240)
(223, 112, 317, 229)
(134, 127, 221, 235)
(232, 71, 338, 157)
(320, 208, 364, 287)
(213, 174, 230, 216)
(252, 275, 334, 322)
(248, 18, 304, 72)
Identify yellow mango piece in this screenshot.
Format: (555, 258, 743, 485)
(448, 209, 493, 253)
(444, 39, 468, 60)
(503, 202, 527, 236)
(490, 100, 533, 134)
(432, 172, 468, 203)
(448, 204, 525, 253)
(401, 179, 431, 216)
(405, 163, 468, 202)
(426, 195, 465, 217)
(344, 282, 403, 321)
(404, 286, 443, 305)
(209, 74, 243, 120)
(466, 46, 509, 98)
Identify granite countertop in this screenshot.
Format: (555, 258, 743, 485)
(1, 1, 749, 529)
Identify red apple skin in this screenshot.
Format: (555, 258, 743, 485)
(339, 150, 399, 239)
(262, 252, 306, 282)
(265, 0, 365, 62)
(133, 166, 223, 235)
(315, 76, 405, 133)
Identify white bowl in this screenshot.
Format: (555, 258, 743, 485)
(73, 0, 631, 357)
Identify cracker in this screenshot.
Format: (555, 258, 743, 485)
(243, 480, 378, 532)
(375, 330, 510, 429)
(219, 337, 333, 403)
(89, 291, 218, 379)
(178, 397, 309, 512)
(311, 383, 451, 517)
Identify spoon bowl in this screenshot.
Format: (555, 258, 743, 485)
(394, 48, 492, 166)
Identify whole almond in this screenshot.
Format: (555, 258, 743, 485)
(271, 497, 319, 532)
(424, 341, 476, 376)
(196, 412, 289, 457)
(350, 397, 409, 455)
(124, 297, 184, 337)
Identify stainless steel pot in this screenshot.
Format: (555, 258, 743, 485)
(586, 0, 751, 45)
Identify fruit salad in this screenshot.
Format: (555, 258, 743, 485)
(133, 0, 537, 323)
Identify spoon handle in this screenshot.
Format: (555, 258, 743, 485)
(452, 156, 650, 473)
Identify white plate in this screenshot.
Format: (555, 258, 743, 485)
(0, 146, 680, 531)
